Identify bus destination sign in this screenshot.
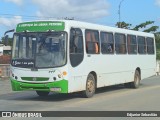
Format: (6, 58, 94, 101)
(16, 21, 65, 32)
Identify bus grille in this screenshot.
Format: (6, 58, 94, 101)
(21, 77, 49, 81)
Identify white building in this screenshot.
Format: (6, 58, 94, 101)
(0, 44, 11, 56)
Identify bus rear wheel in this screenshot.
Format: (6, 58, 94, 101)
(83, 74, 96, 98)
(125, 70, 140, 88)
(36, 91, 49, 96)
(131, 70, 140, 88)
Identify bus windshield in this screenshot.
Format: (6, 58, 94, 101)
(12, 32, 67, 68)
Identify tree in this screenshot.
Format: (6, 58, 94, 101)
(132, 21, 155, 31)
(116, 21, 132, 29)
(143, 26, 159, 33)
(1, 37, 13, 46)
(116, 21, 159, 33)
(155, 32, 160, 43)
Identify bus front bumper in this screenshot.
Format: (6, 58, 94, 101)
(10, 79, 68, 93)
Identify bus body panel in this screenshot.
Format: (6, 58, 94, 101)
(10, 66, 69, 93)
(10, 20, 156, 95)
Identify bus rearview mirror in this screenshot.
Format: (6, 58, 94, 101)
(4, 35, 9, 46)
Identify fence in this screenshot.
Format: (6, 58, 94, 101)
(0, 64, 10, 78)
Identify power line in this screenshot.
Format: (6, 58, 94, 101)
(0, 13, 112, 21)
(0, 13, 37, 18)
(0, 13, 57, 20)
(0, 13, 127, 27)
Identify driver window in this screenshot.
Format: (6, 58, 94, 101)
(70, 29, 83, 54)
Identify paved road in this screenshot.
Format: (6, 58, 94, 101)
(0, 76, 160, 119)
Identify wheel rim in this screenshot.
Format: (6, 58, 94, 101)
(87, 78, 94, 93)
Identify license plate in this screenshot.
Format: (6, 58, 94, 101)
(50, 88, 61, 92)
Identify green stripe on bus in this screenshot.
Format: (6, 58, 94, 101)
(10, 78, 68, 93)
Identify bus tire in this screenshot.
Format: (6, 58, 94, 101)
(130, 70, 140, 88)
(83, 74, 96, 98)
(36, 91, 49, 96)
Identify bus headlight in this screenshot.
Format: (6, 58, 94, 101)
(58, 74, 61, 78)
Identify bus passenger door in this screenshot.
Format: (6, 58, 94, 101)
(69, 28, 86, 92)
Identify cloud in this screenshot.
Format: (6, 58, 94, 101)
(3, 0, 23, 6)
(32, 0, 109, 21)
(155, 0, 160, 6)
(0, 16, 22, 29)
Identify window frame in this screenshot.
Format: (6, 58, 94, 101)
(127, 34, 137, 54)
(85, 29, 100, 54)
(115, 33, 127, 54)
(70, 28, 84, 54)
(146, 37, 155, 54)
(100, 31, 114, 54)
(137, 36, 146, 54)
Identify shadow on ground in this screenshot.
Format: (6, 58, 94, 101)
(0, 83, 145, 102)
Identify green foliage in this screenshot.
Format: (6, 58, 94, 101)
(132, 21, 155, 31)
(116, 21, 159, 33)
(156, 43, 160, 60)
(155, 33, 160, 43)
(143, 26, 159, 33)
(1, 37, 13, 46)
(115, 21, 132, 29)
(155, 34, 160, 59)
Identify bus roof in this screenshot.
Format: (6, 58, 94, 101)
(16, 20, 154, 37)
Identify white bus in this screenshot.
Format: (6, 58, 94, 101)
(10, 20, 156, 98)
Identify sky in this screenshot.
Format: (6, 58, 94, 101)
(0, 0, 160, 38)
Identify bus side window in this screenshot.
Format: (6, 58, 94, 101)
(115, 33, 126, 54)
(70, 29, 83, 54)
(127, 35, 137, 54)
(85, 30, 99, 54)
(146, 37, 154, 54)
(100, 32, 114, 54)
(137, 36, 146, 54)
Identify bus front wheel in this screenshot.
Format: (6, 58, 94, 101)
(83, 74, 96, 98)
(125, 70, 140, 88)
(36, 91, 49, 97)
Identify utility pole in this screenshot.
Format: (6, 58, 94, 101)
(118, 0, 125, 28)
